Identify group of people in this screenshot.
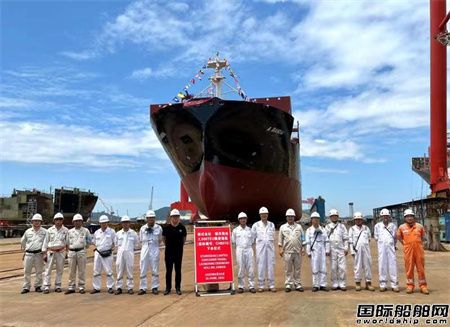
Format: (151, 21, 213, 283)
(20, 205, 429, 296)
(232, 207, 429, 295)
(20, 209, 186, 296)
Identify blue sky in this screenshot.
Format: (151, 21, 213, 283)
(1, 0, 447, 218)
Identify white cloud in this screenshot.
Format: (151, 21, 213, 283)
(60, 50, 98, 61)
(130, 65, 178, 80)
(303, 166, 349, 174)
(0, 97, 36, 108)
(1, 64, 162, 169)
(166, 2, 189, 12)
(300, 136, 363, 161)
(0, 120, 166, 168)
(130, 67, 153, 80)
(22, 0, 442, 165)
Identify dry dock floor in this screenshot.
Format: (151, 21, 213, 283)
(0, 235, 449, 327)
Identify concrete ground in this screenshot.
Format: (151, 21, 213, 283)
(0, 236, 449, 327)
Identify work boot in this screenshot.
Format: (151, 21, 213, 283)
(21, 289, 29, 294)
(108, 288, 114, 294)
(392, 287, 399, 293)
(138, 289, 146, 295)
(250, 288, 256, 293)
(90, 289, 100, 294)
(237, 288, 244, 294)
(152, 288, 158, 295)
(79, 289, 85, 294)
(114, 288, 122, 295)
(355, 282, 361, 291)
(420, 287, 429, 295)
(65, 289, 75, 295)
(35, 287, 42, 293)
(365, 282, 375, 291)
(379, 287, 387, 292)
(406, 287, 414, 294)
(128, 289, 134, 295)
(43, 289, 50, 294)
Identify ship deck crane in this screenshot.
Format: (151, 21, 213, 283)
(98, 197, 114, 216)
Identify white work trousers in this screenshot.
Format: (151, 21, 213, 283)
(236, 247, 255, 289)
(256, 243, 275, 289)
(116, 250, 134, 290)
(139, 245, 160, 290)
(377, 242, 398, 288)
(330, 248, 347, 288)
(23, 253, 44, 290)
(284, 252, 302, 288)
(311, 248, 327, 288)
(43, 252, 65, 290)
(353, 245, 372, 282)
(92, 252, 114, 290)
(67, 250, 87, 291)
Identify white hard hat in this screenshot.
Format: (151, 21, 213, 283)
(259, 207, 269, 214)
(238, 212, 247, 219)
(285, 208, 296, 216)
(121, 215, 131, 222)
(380, 208, 390, 217)
(170, 209, 180, 216)
(145, 210, 156, 218)
(72, 213, 83, 221)
(53, 212, 64, 220)
(99, 215, 109, 223)
(403, 208, 415, 217)
(353, 212, 364, 220)
(311, 212, 320, 219)
(329, 209, 339, 216)
(31, 213, 43, 221)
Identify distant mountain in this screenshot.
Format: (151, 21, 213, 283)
(155, 206, 170, 221)
(91, 207, 171, 223)
(90, 211, 122, 223)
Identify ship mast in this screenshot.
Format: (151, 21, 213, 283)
(206, 54, 228, 98)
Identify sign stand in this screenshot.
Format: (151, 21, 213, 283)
(194, 220, 235, 297)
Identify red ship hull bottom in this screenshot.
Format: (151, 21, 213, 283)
(182, 161, 301, 225)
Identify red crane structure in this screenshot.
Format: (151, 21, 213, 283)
(430, 0, 450, 195)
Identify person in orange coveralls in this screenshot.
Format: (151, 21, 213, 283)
(397, 209, 429, 295)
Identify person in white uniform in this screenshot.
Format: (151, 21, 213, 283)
(115, 215, 139, 295)
(278, 208, 305, 292)
(349, 212, 375, 291)
(325, 209, 349, 291)
(232, 212, 256, 293)
(42, 212, 68, 293)
(139, 210, 163, 295)
(374, 208, 399, 292)
(252, 206, 276, 292)
(65, 213, 91, 294)
(306, 212, 330, 292)
(20, 213, 47, 294)
(91, 215, 116, 294)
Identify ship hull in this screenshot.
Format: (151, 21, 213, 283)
(151, 97, 301, 225)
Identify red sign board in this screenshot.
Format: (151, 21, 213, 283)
(194, 226, 234, 284)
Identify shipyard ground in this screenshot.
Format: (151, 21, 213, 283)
(0, 235, 449, 327)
